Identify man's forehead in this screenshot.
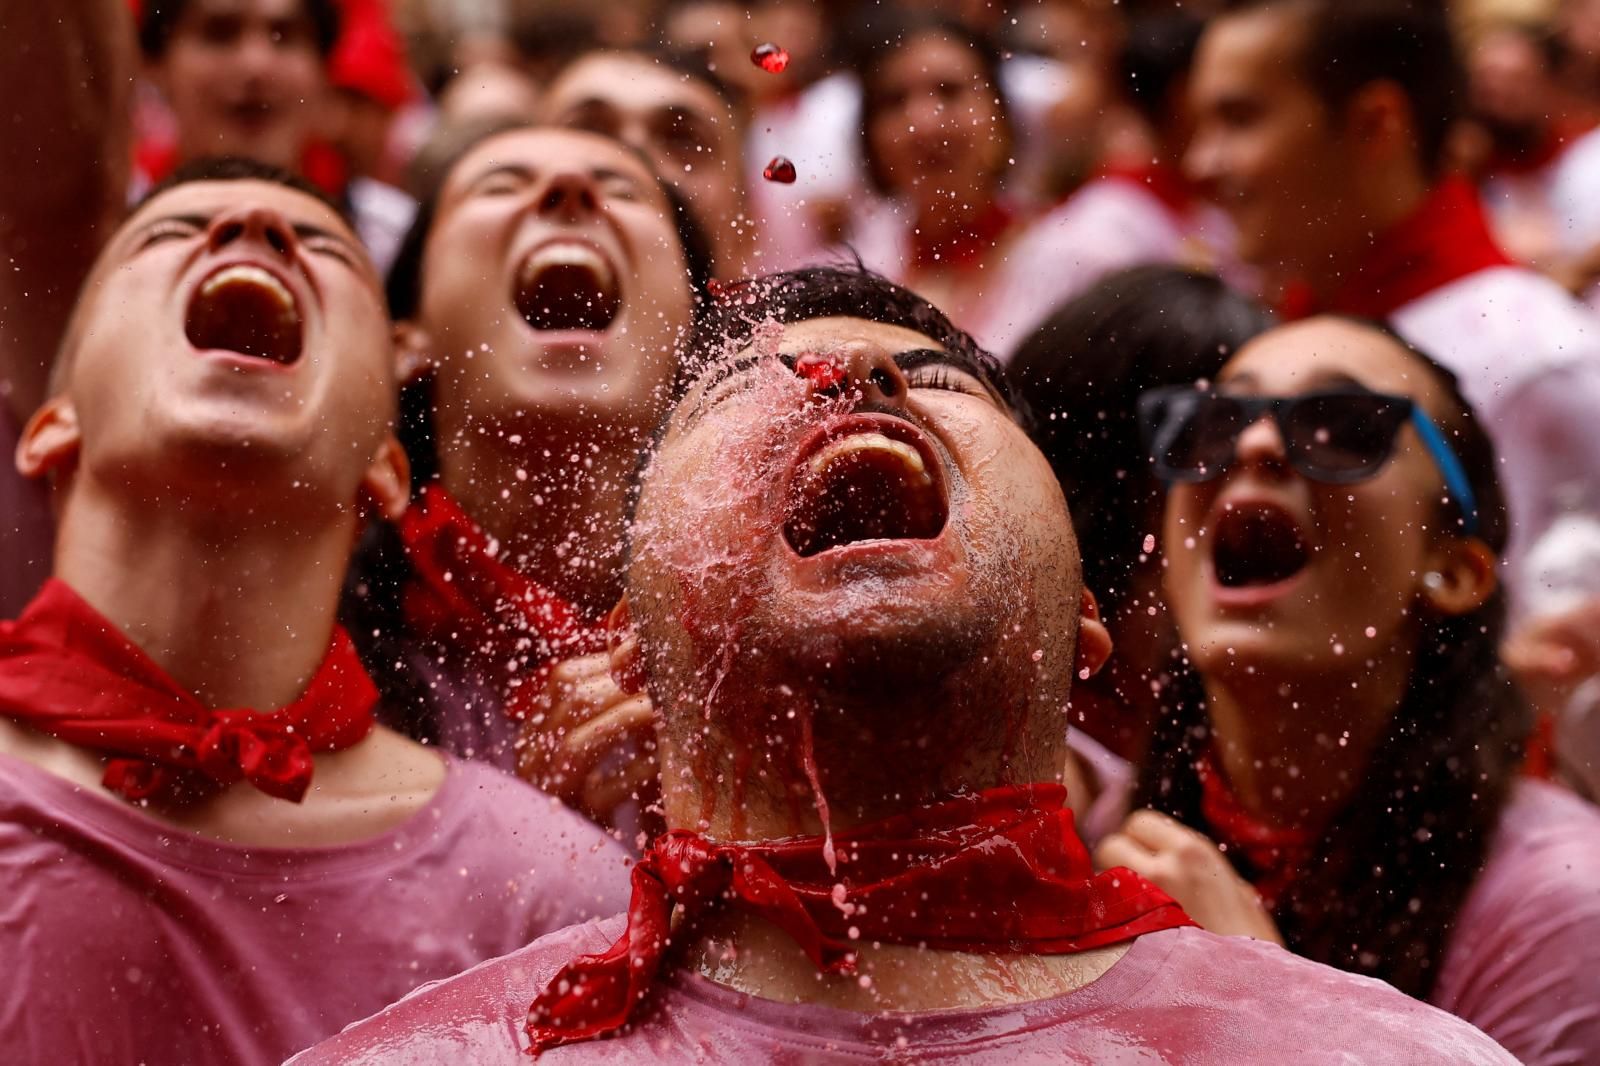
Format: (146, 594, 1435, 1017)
(178, 0, 314, 23)
(553, 55, 727, 119)
(1198, 7, 1307, 93)
(746, 316, 942, 355)
(448, 127, 660, 190)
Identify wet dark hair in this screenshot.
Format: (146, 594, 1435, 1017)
(1134, 316, 1529, 1000)
(854, 14, 1015, 197)
(1010, 265, 1272, 620)
(138, 0, 342, 59)
(688, 263, 1025, 427)
(1225, 0, 1465, 175)
(138, 155, 351, 225)
(384, 121, 717, 487)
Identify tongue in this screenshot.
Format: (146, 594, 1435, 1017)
(785, 442, 946, 557)
(185, 276, 303, 364)
(515, 263, 621, 332)
(1213, 509, 1309, 588)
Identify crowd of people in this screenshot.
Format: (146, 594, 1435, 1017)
(2, 0, 1599, 1063)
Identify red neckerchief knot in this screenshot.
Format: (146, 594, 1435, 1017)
(0, 579, 377, 804)
(397, 485, 604, 718)
(525, 783, 1195, 1055)
(1197, 752, 1317, 911)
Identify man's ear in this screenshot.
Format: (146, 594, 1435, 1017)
(1074, 587, 1114, 680)
(359, 434, 411, 523)
(1345, 79, 1415, 164)
(17, 395, 82, 480)
(1419, 536, 1498, 616)
(393, 320, 434, 384)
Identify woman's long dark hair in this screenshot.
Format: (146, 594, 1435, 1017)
(1134, 319, 1531, 999)
(341, 121, 715, 742)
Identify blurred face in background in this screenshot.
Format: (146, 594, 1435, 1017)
(545, 53, 749, 272)
(865, 31, 1009, 212)
(150, 0, 329, 172)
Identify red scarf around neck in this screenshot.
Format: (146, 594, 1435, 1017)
(1197, 753, 1317, 912)
(525, 783, 1195, 1054)
(397, 485, 604, 699)
(0, 579, 376, 804)
(1279, 176, 1514, 321)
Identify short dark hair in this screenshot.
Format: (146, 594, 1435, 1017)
(139, 0, 342, 59)
(688, 263, 1026, 427)
(1121, 13, 1207, 127)
(1228, 0, 1465, 175)
(136, 155, 351, 225)
(854, 14, 1015, 197)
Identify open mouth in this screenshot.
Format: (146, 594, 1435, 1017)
(1211, 501, 1311, 588)
(513, 242, 622, 332)
(783, 420, 948, 558)
(184, 264, 304, 365)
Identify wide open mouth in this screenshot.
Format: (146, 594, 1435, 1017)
(184, 264, 304, 365)
(512, 242, 622, 332)
(1211, 501, 1311, 589)
(783, 419, 948, 558)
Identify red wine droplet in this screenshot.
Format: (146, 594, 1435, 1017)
(751, 42, 790, 74)
(763, 156, 797, 184)
(795, 351, 845, 389)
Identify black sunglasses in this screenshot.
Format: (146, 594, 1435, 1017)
(1138, 386, 1479, 533)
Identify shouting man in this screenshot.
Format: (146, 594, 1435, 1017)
(295, 268, 1515, 1064)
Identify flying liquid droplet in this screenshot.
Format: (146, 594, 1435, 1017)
(763, 156, 797, 184)
(1142, 534, 1156, 553)
(795, 351, 845, 389)
(751, 42, 790, 73)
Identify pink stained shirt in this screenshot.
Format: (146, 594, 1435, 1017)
(0, 751, 631, 1066)
(292, 922, 1515, 1065)
(1430, 780, 1600, 1065)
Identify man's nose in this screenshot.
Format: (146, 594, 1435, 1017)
(537, 170, 602, 220)
(206, 204, 298, 260)
(797, 344, 909, 408)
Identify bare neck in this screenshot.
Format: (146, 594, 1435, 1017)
(50, 472, 357, 710)
(1296, 167, 1431, 304)
(685, 910, 1128, 1012)
(435, 416, 643, 618)
(1200, 650, 1414, 831)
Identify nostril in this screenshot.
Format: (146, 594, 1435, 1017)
(266, 228, 290, 255)
(214, 221, 245, 246)
(868, 367, 900, 397)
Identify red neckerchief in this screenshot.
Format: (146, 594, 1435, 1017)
(1483, 117, 1594, 178)
(1197, 753, 1316, 911)
(1279, 176, 1515, 321)
(525, 783, 1196, 1055)
(397, 485, 604, 717)
(910, 200, 1018, 270)
(1096, 160, 1196, 217)
(0, 579, 376, 804)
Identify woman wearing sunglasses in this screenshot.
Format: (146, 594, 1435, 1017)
(1099, 315, 1600, 1065)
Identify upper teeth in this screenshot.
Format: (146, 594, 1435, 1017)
(519, 242, 615, 287)
(809, 433, 930, 483)
(200, 265, 297, 315)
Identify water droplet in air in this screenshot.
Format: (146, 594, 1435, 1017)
(1142, 533, 1156, 553)
(763, 156, 797, 184)
(751, 42, 790, 73)
(795, 351, 845, 389)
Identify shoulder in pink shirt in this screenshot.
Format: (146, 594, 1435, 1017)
(294, 920, 1515, 1065)
(0, 752, 630, 1066)
(1431, 779, 1600, 1065)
